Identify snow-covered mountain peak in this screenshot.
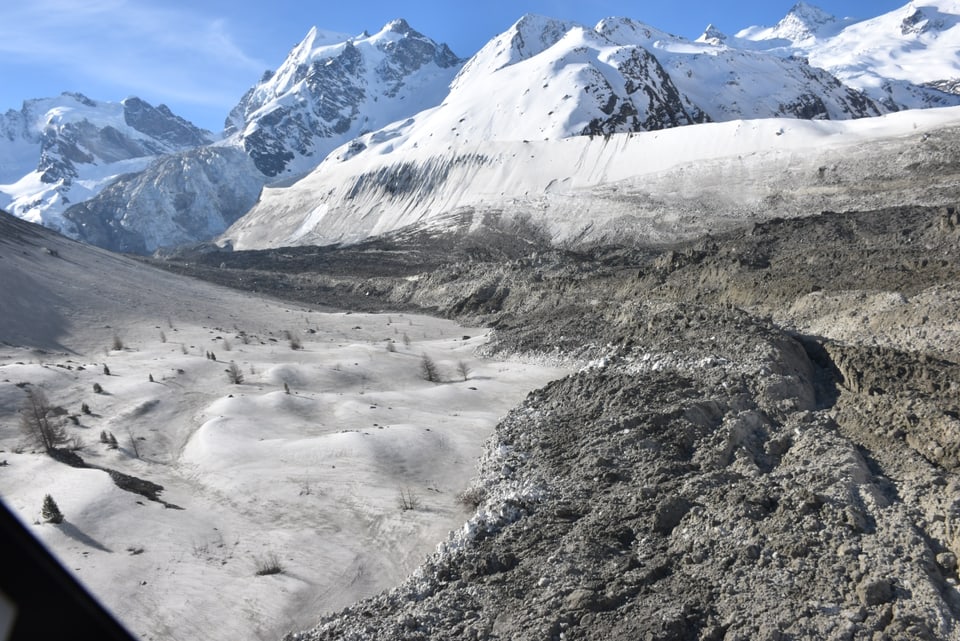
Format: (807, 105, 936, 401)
(731, 1, 960, 110)
(0, 93, 211, 233)
(696, 24, 728, 45)
(898, 2, 960, 35)
(737, 2, 844, 43)
(476, 14, 574, 71)
(595, 17, 679, 46)
(221, 20, 462, 177)
(381, 18, 415, 36)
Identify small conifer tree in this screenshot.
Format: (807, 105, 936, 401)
(42, 494, 63, 524)
(419, 354, 441, 383)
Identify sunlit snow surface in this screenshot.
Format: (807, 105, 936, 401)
(0, 231, 566, 641)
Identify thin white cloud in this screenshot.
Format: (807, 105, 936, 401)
(0, 0, 267, 108)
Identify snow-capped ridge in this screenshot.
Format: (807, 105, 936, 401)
(737, 2, 844, 43)
(696, 24, 728, 44)
(0, 93, 211, 233)
(734, 1, 960, 109)
(461, 13, 574, 77)
(899, 3, 959, 35)
(223, 18, 462, 178)
(594, 16, 681, 46)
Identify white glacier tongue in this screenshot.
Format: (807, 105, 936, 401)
(223, 105, 960, 251)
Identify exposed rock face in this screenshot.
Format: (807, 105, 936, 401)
(121, 97, 211, 149)
(224, 20, 462, 178)
(156, 203, 960, 640)
(64, 146, 263, 254)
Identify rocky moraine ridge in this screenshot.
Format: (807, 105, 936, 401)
(152, 200, 960, 640)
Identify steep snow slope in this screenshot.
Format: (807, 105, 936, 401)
(224, 100, 960, 251)
(734, 1, 960, 108)
(0, 93, 212, 234)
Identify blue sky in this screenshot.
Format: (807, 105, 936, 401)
(0, 0, 908, 132)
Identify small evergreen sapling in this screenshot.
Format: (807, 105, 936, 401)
(42, 494, 63, 524)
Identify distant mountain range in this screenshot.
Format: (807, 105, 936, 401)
(2, 1, 959, 253)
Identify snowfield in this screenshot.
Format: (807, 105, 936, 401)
(0, 218, 566, 640)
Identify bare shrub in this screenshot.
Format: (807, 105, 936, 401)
(225, 362, 244, 384)
(288, 333, 302, 350)
(456, 486, 487, 510)
(112, 335, 124, 351)
(397, 487, 421, 511)
(100, 430, 118, 449)
(127, 427, 141, 459)
(402, 332, 411, 348)
(20, 388, 67, 452)
(457, 360, 472, 381)
(159, 331, 167, 343)
(222, 338, 232, 351)
(254, 552, 284, 576)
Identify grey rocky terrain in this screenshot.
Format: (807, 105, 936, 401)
(153, 203, 960, 640)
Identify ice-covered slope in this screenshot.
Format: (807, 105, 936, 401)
(734, 1, 960, 109)
(0, 93, 212, 235)
(224, 105, 960, 250)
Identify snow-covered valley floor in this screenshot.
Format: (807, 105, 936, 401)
(0, 217, 566, 640)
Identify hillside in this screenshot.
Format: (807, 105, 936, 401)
(224, 104, 960, 249)
(0, 211, 564, 641)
